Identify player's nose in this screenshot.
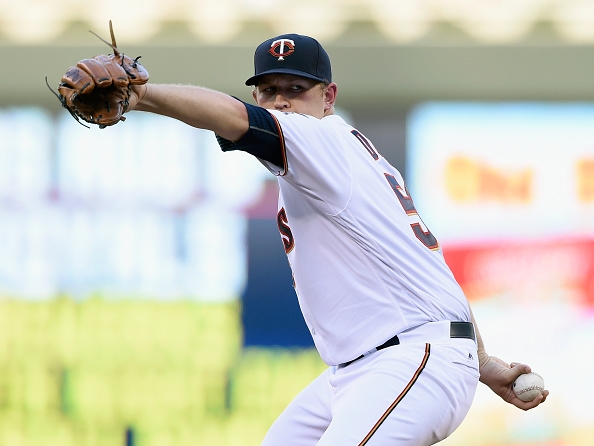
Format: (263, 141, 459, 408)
(274, 94, 289, 110)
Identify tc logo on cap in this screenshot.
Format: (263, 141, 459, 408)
(269, 39, 295, 61)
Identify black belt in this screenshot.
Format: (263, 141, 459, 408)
(338, 321, 475, 368)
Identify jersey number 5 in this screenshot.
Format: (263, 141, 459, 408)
(384, 174, 439, 250)
(351, 129, 439, 251)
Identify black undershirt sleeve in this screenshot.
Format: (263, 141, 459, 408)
(215, 100, 284, 168)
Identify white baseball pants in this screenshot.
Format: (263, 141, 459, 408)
(261, 321, 480, 446)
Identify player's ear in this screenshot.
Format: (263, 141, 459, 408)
(323, 82, 337, 113)
(252, 88, 258, 103)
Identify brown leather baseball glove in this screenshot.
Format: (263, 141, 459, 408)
(51, 21, 148, 128)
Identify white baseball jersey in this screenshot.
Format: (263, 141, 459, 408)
(219, 103, 471, 366)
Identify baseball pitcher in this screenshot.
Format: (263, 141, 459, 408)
(53, 24, 548, 445)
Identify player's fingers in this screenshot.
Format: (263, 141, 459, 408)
(516, 388, 548, 411)
(121, 54, 149, 85)
(510, 362, 528, 368)
(509, 362, 531, 379)
(77, 58, 114, 88)
(94, 55, 129, 87)
(60, 65, 95, 95)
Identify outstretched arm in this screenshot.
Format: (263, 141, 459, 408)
(471, 308, 549, 410)
(130, 83, 250, 142)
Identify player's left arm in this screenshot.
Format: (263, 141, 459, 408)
(131, 83, 249, 142)
(470, 307, 549, 410)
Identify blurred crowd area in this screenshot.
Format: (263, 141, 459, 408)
(4, 0, 594, 44)
(0, 107, 269, 301)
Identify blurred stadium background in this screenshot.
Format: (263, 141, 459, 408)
(1, 0, 594, 444)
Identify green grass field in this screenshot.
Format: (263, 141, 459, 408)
(0, 297, 326, 446)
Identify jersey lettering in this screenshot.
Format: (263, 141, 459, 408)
(351, 130, 379, 160)
(384, 173, 439, 251)
(277, 207, 295, 253)
(385, 174, 416, 215)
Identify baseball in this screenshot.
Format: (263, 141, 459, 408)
(513, 372, 544, 402)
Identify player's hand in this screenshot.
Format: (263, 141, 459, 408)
(478, 355, 549, 410)
(128, 83, 148, 111)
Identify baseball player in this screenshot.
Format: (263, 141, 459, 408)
(61, 32, 548, 445)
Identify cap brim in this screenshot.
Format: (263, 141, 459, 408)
(245, 68, 326, 86)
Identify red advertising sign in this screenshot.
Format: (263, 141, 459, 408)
(443, 238, 594, 307)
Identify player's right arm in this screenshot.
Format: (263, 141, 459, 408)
(131, 83, 249, 142)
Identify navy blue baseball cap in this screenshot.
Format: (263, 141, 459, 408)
(245, 34, 332, 86)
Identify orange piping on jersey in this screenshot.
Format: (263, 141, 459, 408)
(269, 113, 288, 176)
(358, 343, 431, 446)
